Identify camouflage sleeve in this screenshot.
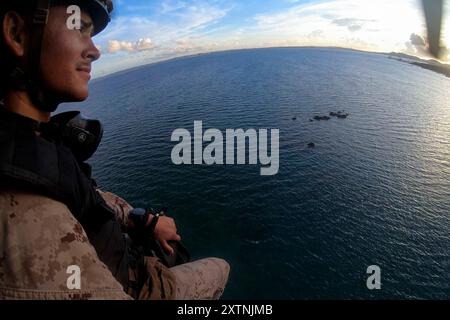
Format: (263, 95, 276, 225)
(96, 189, 133, 227)
(0, 190, 133, 300)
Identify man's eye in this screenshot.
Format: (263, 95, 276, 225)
(79, 27, 92, 37)
(79, 24, 91, 34)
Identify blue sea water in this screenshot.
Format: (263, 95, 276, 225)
(62, 47, 450, 299)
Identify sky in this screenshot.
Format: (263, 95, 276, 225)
(90, 0, 450, 78)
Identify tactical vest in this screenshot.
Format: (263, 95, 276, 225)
(0, 107, 130, 288)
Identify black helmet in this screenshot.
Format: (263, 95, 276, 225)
(0, 0, 114, 111)
(69, 0, 114, 36)
(0, 0, 113, 34)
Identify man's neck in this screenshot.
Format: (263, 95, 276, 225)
(3, 91, 51, 123)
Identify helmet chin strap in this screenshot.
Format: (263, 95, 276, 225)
(9, 0, 59, 112)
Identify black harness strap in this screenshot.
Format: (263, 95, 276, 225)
(0, 107, 130, 288)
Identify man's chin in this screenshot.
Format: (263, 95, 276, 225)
(60, 90, 89, 103)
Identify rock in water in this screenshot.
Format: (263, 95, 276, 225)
(314, 115, 330, 121)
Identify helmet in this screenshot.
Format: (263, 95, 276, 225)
(0, 0, 114, 111)
(0, 0, 113, 35)
(70, 0, 114, 36)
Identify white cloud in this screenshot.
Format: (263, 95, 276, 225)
(161, 0, 188, 14)
(108, 38, 155, 53)
(96, 1, 230, 50)
(91, 0, 232, 77)
(135, 38, 156, 51)
(92, 0, 437, 77)
(108, 40, 134, 53)
(251, 0, 424, 52)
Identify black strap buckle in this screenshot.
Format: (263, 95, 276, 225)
(33, 8, 49, 25)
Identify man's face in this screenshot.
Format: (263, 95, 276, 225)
(40, 6, 100, 102)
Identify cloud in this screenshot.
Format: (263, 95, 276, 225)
(401, 33, 450, 60)
(108, 38, 155, 53)
(308, 30, 324, 38)
(96, 1, 230, 50)
(405, 41, 415, 53)
(135, 38, 155, 51)
(173, 37, 207, 53)
(252, 0, 425, 52)
(108, 40, 133, 53)
(161, 0, 188, 14)
(91, 0, 233, 77)
(410, 33, 425, 46)
(331, 18, 373, 32)
(347, 25, 362, 32)
(92, 0, 429, 77)
(403, 33, 429, 57)
(125, 5, 153, 12)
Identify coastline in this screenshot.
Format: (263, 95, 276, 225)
(92, 47, 450, 84)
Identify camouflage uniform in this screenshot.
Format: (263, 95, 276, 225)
(0, 189, 230, 300)
(97, 190, 230, 300)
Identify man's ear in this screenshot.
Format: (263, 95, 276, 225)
(2, 11, 27, 58)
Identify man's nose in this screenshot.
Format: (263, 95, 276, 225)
(84, 38, 101, 62)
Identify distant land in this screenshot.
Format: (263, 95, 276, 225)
(93, 46, 450, 81)
(94, 46, 375, 81)
(387, 52, 450, 78)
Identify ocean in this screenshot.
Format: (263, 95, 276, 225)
(61, 47, 450, 299)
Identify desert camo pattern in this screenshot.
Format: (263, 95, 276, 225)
(97, 189, 231, 300)
(0, 190, 131, 300)
(0, 189, 230, 300)
(96, 189, 133, 227)
(170, 258, 230, 300)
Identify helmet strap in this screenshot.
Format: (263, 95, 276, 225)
(29, 0, 59, 112)
(9, 0, 59, 112)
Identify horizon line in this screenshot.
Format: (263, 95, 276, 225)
(91, 45, 429, 82)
